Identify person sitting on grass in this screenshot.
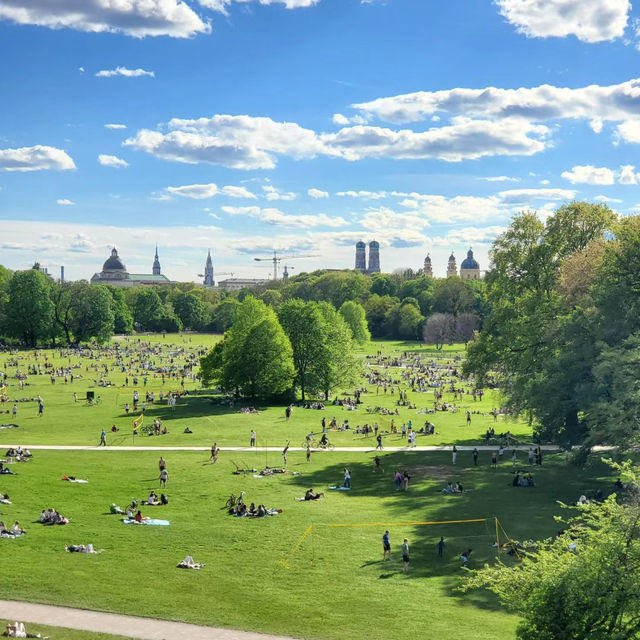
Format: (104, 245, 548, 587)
(39, 509, 69, 525)
(177, 555, 204, 570)
(65, 543, 100, 553)
(442, 482, 454, 494)
(4, 621, 48, 638)
(160, 493, 169, 505)
(110, 503, 124, 514)
(0, 463, 16, 475)
(143, 491, 158, 505)
(460, 548, 472, 567)
(304, 489, 324, 501)
(134, 510, 149, 523)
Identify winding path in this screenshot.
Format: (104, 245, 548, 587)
(0, 600, 297, 640)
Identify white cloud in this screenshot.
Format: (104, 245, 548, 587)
(332, 112, 368, 126)
(0, 0, 210, 38)
(104, 123, 127, 130)
(166, 183, 256, 199)
(352, 78, 640, 126)
(482, 175, 520, 182)
(0, 145, 76, 172)
(308, 188, 329, 198)
(561, 165, 615, 185)
(616, 120, 640, 143)
(496, 0, 630, 43)
(98, 154, 129, 168)
(262, 185, 296, 201)
(433, 226, 507, 247)
(56, 199, 75, 206)
(540, 179, 550, 185)
(618, 164, 638, 184)
(594, 195, 623, 203)
(95, 67, 154, 78)
(337, 190, 388, 199)
(199, 0, 321, 12)
(221, 205, 346, 228)
(498, 188, 577, 204)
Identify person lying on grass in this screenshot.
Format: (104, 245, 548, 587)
(304, 489, 324, 501)
(0, 493, 10, 504)
(4, 620, 48, 638)
(39, 509, 68, 525)
(259, 467, 287, 476)
(0, 463, 16, 475)
(177, 555, 204, 569)
(110, 503, 124, 514)
(442, 482, 464, 494)
(65, 543, 102, 553)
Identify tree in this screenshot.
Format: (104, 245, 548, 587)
(397, 303, 424, 340)
(431, 277, 475, 316)
(423, 313, 455, 349)
(339, 300, 370, 344)
(456, 313, 479, 345)
(4, 269, 54, 346)
(209, 299, 240, 333)
(316, 303, 361, 399)
(133, 289, 164, 331)
(107, 287, 134, 334)
(68, 284, 114, 344)
(364, 294, 398, 337)
(173, 291, 208, 330)
(278, 300, 327, 401)
(464, 461, 640, 640)
(50, 281, 75, 344)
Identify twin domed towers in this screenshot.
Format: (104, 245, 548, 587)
(425, 249, 480, 280)
(355, 240, 381, 275)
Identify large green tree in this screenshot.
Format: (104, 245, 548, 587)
(4, 269, 54, 346)
(339, 300, 371, 344)
(68, 284, 114, 344)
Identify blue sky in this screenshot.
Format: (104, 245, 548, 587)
(1, 0, 640, 282)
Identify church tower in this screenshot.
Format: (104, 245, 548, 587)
(446, 252, 457, 278)
(355, 241, 366, 272)
(203, 250, 215, 287)
(423, 254, 433, 277)
(368, 240, 381, 273)
(460, 248, 481, 280)
(152, 245, 161, 276)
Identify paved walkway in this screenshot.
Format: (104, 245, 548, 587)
(1, 444, 562, 452)
(0, 601, 297, 640)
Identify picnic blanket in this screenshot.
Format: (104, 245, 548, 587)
(328, 486, 351, 491)
(122, 518, 170, 526)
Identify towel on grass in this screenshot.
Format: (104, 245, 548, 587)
(122, 518, 170, 526)
(328, 486, 351, 491)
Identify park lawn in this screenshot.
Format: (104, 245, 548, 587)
(0, 620, 136, 640)
(0, 337, 532, 448)
(0, 447, 616, 640)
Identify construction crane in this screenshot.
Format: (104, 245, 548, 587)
(253, 250, 318, 280)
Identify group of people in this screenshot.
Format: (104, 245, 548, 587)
(0, 520, 24, 537)
(39, 509, 68, 525)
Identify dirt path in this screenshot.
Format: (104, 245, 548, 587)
(0, 600, 298, 640)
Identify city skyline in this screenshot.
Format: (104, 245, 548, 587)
(2, 0, 640, 280)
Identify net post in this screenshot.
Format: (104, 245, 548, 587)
(495, 517, 500, 557)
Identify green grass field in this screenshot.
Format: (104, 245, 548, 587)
(0, 335, 607, 640)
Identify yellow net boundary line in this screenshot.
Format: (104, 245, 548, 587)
(280, 524, 314, 569)
(324, 518, 488, 528)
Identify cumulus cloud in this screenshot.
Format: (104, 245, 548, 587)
(618, 164, 638, 184)
(0, 145, 76, 172)
(352, 78, 640, 126)
(308, 188, 329, 198)
(221, 205, 346, 228)
(0, 0, 210, 38)
(263, 185, 296, 201)
(56, 198, 75, 206)
(594, 195, 623, 203)
(498, 188, 577, 204)
(337, 190, 388, 199)
(95, 67, 154, 78)
(104, 123, 127, 130)
(166, 182, 256, 198)
(616, 120, 640, 143)
(199, 0, 321, 12)
(561, 165, 615, 185)
(482, 175, 519, 182)
(496, 0, 630, 43)
(98, 154, 129, 168)
(433, 226, 508, 247)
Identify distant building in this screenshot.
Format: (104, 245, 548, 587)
(446, 252, 457, 278)
(355, 240, 381, 275)
(423, 254, 433, 277)
(460, 248, 481, 280)
(32, 262, 53, 279)
(91, 247, 171, 287)
(203, 250, 215, 287)
(217, 278, 268, 291)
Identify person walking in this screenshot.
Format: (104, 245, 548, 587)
(38, 399, 44, 417)
(282, 440, 290, 464)
(472, 447, 478, 466)
(438, 536, 446, 557)
(376, 434, 383, 450)
(306, 445, 311, 463)
(466, 410, 471, 426)
(250, 430, 256, 447)
(12, 404, 17, 418)
(402, 538, 410, 573)
(452, 445, 457, 465)
(159, 456, 166, 472)
(382, 530, 391, 560)
(99, 429, 107, 446)
(343, 467, 351, 488)
(491, 451, 498, 468)
(160, 467, 168, 488)
(511, 449, 518, 466)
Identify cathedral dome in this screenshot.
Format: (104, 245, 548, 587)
(356, 240, 366, 248)
(461, 249, 479, 270)
(103, 248, 126, 272)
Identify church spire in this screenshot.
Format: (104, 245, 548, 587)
(152, 245, 161, 276)
(204, 249, 215, 287)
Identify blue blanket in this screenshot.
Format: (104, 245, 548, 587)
(328, 486, 351, 491)
(122, 518, 170, 526)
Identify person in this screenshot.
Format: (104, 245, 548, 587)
(213, 444, 219, 463)
(528, 447, 534, 465)
(376, 434, 383, 450)
(160, 468, 168, 488)
(401, 538, 410, 573)
(159, 457, 166, 472)
(99, 429, 106, 446)
(38, 399, 44, 417)
(491, 451, 498, 468)
(382, 530, 391, 560)
(343, 467, 351, 488)
(472, 447, 478, 466)
(498, 445, 504, 462)
(374, 455, 382, 472)
(250, 430, 256, 447)
(461, 548, 472, 567)
(466, 410, 471, 426)
(210, 444, 216, 460)
(452, 445, 457, 465)
(402, 471, 410, 491)
(134, 510, 148, 523)
(12, 404, 17, 417)
(282, 440, 290, 464)
(306, 445, 311, 463)
(304, 489, 323, 501)
(394, 471, 403, 490)
(438, 536, 445, 557)
(285, 405, 292, 420)
(319, 433, 328, 447)
(511, 449, 517, 466)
